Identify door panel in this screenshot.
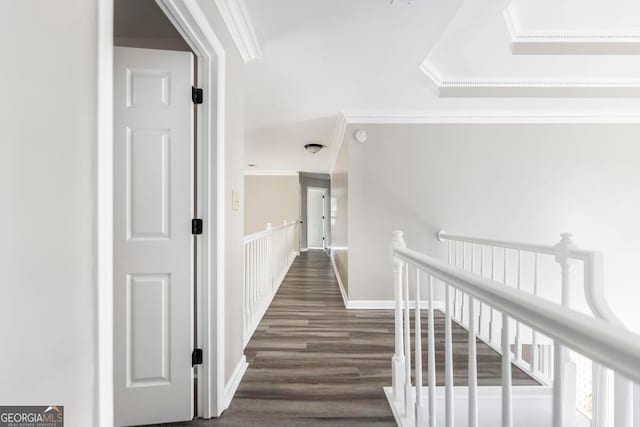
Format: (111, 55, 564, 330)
(114, 47, 194, 426)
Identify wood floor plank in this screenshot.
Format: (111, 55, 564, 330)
(151, 250, 538, 426)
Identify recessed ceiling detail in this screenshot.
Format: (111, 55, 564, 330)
(504, 0, 640, 54)
(421, 0, 640, 97)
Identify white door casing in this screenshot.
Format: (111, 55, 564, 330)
(114, 47, 194, 426)
(307, 187, 327, 249)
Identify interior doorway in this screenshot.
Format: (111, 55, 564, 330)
(306, 187, 329, 249)
(102, 0, 227, 425)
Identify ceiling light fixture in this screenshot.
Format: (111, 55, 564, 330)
(304, 143, 324, 154)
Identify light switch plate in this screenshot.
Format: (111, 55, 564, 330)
(232, 189, 240, 211)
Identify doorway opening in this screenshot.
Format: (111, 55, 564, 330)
(98, 0, 227, 425)
(306, 187, 329, 250)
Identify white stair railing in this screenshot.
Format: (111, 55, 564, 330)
(387, 230, 640, 427)
(243, 220, 299, 345)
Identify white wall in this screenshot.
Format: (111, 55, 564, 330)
(331, 140, 349, 293)
(0, 1, 98, 425)
(347, 123, 640, 332)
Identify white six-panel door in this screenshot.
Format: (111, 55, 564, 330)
(114, 47, 194, 426)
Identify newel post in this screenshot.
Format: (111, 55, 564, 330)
(553, 233, 577, 427)
(391, 230, 406, 403)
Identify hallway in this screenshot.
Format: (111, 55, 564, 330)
(183, 250, 536, 426)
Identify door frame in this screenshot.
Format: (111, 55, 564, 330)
(97, 0, 227, 424)
(306, 186, 328, 249)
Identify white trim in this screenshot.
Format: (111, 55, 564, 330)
(155, 0, 228, 417)
(420, 59, 640, 97)
(222, 355, 248, 410)
(244, 170, 299, 176)
(330, 252, 348, 309)
(504, 5, 640, 55)
(300, 248, 309, 252)
(100, 0, 228, 421)
(328, 113, 348, 175)
(96, 0, 114, 425)
(342, 109, 640, 124)
(213, 0, 262, 62)
(346, 300, 446, 310)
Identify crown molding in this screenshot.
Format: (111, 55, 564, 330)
(328, 113, 348, 175)
(342, 110, 640, 124)
(504, 4, 640, 54)
(214, 0, 262, 62)
(420, 60, 640, 97)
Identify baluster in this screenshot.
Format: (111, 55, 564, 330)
(515, 251, 522, 363)
(479, 245, 484, 338)
(469, 297, 479, 427)
(614, 375, 634, 427)
(415, 270, 425, 425)
(591, 363, 609, 427)
(427, 274, 436, 427)
(444, 283, 454, 427)
(554, 233, 577, 427)
(391, 231, 406, 403)
(454, 242, 459, 320)
(502, 313, 513, 427)
(531, 253, 539, 375)
(404, 264, 412, 417)
(244, 244, 249, 339)
(461, 243, 466, 326)
(490, 247, 496, 343)
(251, 240, 256, 327)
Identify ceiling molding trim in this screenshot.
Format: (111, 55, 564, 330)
(342, 110, 640, 124)
(328, 113, 348, 175)
(420, 60, 640, 97)
(244, 170, 299, 176)
(214, 0, 262, 62)
(504, 4, 640, 54)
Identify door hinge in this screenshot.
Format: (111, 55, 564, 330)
(192, 218, 203, 235)
(192, 87, 203, 104)
(192, 348, 203, 366)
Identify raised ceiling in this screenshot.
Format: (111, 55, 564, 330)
(239, 0, 640, 173)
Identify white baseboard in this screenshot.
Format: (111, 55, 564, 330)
(300, 248, 309, 252)
(329, 252, 348, 308)
(223, 355, 248, 410)
(328, 251, 445, 311)
(346, 300, 445, 310)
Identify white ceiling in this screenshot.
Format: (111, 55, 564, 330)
(242, 0, 640, 173)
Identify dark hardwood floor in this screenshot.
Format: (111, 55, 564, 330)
(161, 250, 537, 426)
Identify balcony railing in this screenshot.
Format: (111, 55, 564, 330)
(243, 220, 299, 344)
(387, 230, 640, 426)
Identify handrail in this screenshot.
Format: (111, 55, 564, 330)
(391, 243, 640, 384)
(244, 220, 298, 242)
(437, 230, 626, 328)
(437, 230, 557, 256)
